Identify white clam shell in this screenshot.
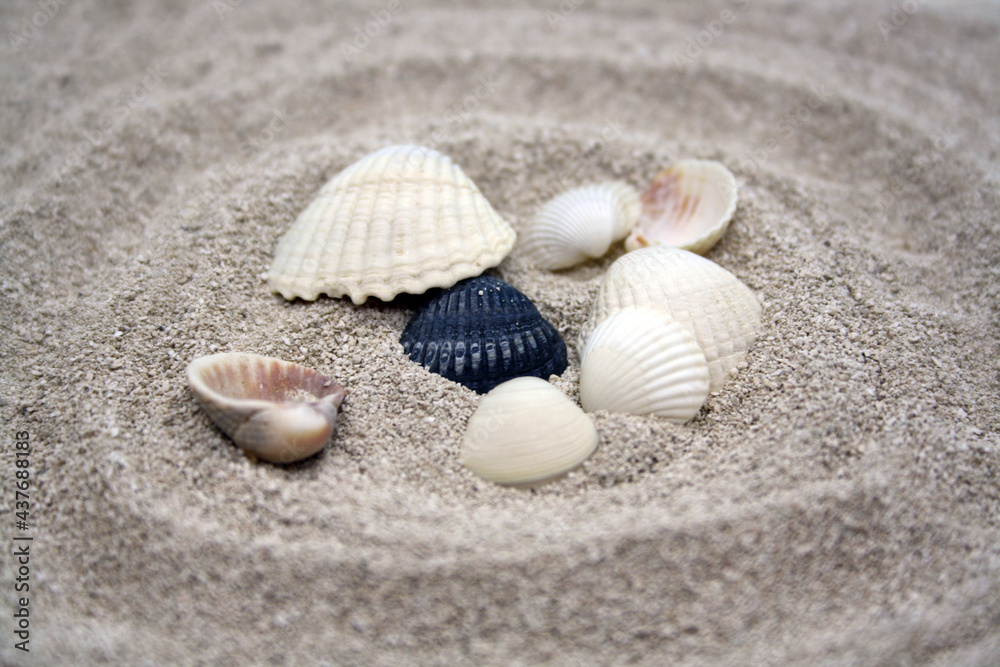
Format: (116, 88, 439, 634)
(186, 353, 346, 463)
(580, 308, 710, 422)
(267, 144, 516, 304)
(625, 159, 737, 255)
(461, 377, 598, 486)
(520, 181, 641, 270)
(579, 247, 762, 393)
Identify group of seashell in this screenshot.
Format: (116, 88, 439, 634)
(186, 144, 761, 484)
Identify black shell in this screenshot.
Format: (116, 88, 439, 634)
(400, 276, 568, 394)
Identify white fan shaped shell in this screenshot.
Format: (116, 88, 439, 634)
(461, 377, 599, 486)
(267, 144, 516, 304)
(520, 181, 640, 270)
(579, 246, 761, 393)
(580, 308, 710, 422)
(625, 159, 738, 256)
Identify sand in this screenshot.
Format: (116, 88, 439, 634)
(2, 0, 999, 664)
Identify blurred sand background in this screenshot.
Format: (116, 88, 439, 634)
(2, 0, 999, 664)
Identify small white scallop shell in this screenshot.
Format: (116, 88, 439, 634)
(267, 145, 516, 304)
(580, 308, 710, 422)
(579, 247, 761, 393)
(520, 181, 641, 270)
(186, 353, 346, 463)
(625, 159, 737, 255)
(461, 377, 598, 486)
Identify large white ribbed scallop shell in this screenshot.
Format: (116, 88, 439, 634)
(580, 308, 710, 422)
(461, 377, 598, 486)
(186, 353, 346, 463)
(267, 145, 516, 304)
(519, 181, 640, 270)
(625, 159, 737, 255)
(579, 247, 762, 393)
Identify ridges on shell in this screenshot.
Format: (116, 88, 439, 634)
(579, 246, 761, 393)
(267, 144, 516, 304)
(461, 377, 599, 486)
(580, 308, 710, 422)
(186, 353, 346, 463)
(625, 159, 737, 255)
(401, 275, 568, 394)
(520, 181, 641, 270)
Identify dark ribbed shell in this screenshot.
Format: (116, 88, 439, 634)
(400, 276, 568, 394)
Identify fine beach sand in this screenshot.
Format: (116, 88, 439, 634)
(2, 1, 999, 664)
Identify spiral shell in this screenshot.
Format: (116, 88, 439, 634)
(520, 181, 641, 270)
(267, 145, 516, 304)
(625, 159, 737, 255)
(579, 247, 761, 393)
(186, 353, 346, 463)
(461, 377, 598, 486)
(580, 308, 710, 422)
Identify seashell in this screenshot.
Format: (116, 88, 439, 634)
(186, 353, 346, 463)
(401, 275, 568, 394)
(579, 308, 710, 422)
(461, 377, 599, 486)
(625, 159, 737, 255)
(519, 181, 641, 270)
(267, 144, 516, 304)
(579, 246, 761, 393)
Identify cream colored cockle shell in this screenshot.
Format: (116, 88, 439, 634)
(519, 181, 641, 270)
(267, 144, 516, 304)
(579, 246, 761, 393)
(186, 353, 346, 463)
(461, 377, 598, 486)
(625, 159, 738, 255)
(580, 308, 710, 422)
